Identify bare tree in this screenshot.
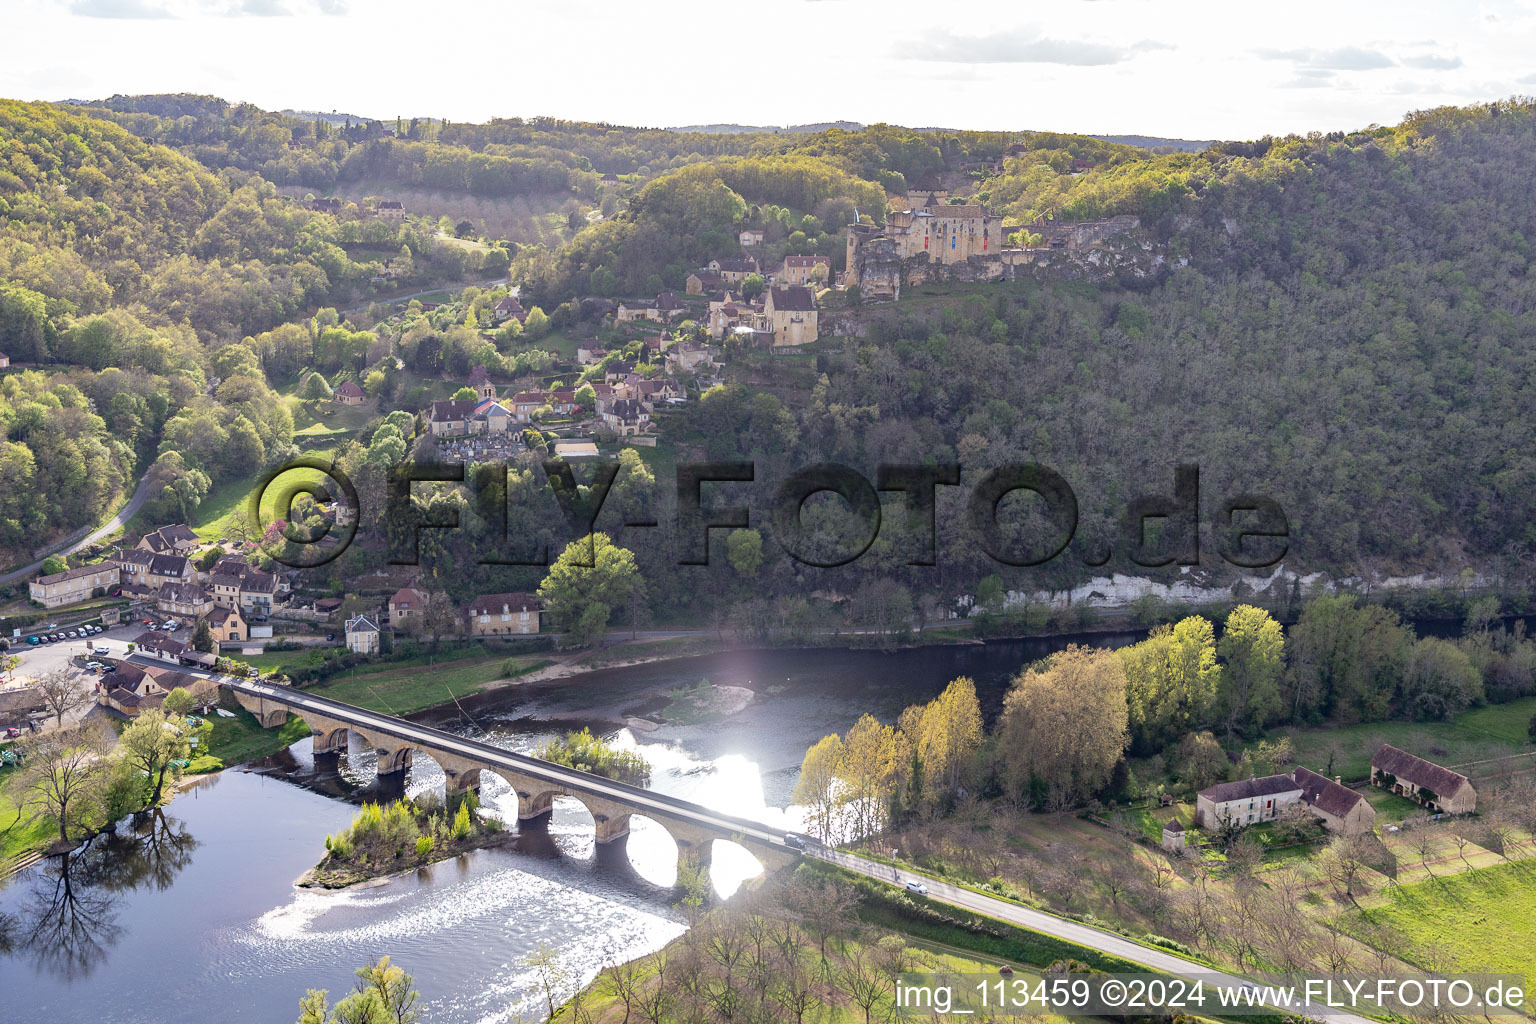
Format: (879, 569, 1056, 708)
(782, 876, 856, 960)
(838, 942, 885, 1024)
(1449, 829, 1472, 867)
(1407, 814, 1437, 876)
(523, 940, 569, 1021)
(19, 723, 114, 844)
(35, 670, 92, 729)
(634, 951, 672, 1024)
(602, 946, 642, 1024)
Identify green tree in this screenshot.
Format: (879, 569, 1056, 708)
(299, 371, 333, 401)
(162, 687, 195, 718)
(119, 708, 193, 806)
(450, 386, 477, 402)
(536, 532, 641, 646)
(523, 306, 550, 338)
(191, 617, 215, 653)
(740, 273, 765, 300)
(999, 647, 1128, 809)
(1119, 615, 1220, 753)
(1216, 605, 1285, 736)
(726, 528, 763, 577)
(40, 554, 67, 576)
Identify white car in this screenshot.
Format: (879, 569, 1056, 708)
(84, 661, 104, 671)
(904, 880, 929, 895)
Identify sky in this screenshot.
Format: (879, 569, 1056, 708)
(6, 0, 1536, 140)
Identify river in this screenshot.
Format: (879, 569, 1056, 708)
(0, 632, 1160, 1024)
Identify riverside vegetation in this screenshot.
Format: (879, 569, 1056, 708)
(307, 791, 503, 888)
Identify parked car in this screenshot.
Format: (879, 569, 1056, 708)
(92, 646, 110, 657)
(246, 667, 259, 678)
(84, 661, 104, 671)
(64, 631, 77, 639)
(165, 622, 181, 632)
(904, 880, 929, 895)
(26, 636, 39, 645)
(89, 625, 103, 634)
(3, 726, 20, 739)
(326, 632, 336, 642)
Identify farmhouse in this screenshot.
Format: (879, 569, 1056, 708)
(1291, 766, 1376, 835)
(134, 631, 186, 663)
(137, 523, 199, 555)
(388, 586, 429, 629)
(1370, 744, 1477, 813)
(775, 254, 831, 288)
(763, 286, 819, 347)
(427, 399, 478, 436)
(465, 593, 541, 636)
(1196, 774, 1304, 829)
(207, 605, 246, 644)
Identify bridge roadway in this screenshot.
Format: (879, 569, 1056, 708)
(224, 677, 800, 877)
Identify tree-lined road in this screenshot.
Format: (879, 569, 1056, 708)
(0, 471, 161, 585)
(810, 845, 1369, 1024)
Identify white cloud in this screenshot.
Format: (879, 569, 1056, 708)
(1256, 46, 1395, 70)
(1402, 53, 1463, 69)
(70, 0, 171, 17)
(896, 28, 1168, 65)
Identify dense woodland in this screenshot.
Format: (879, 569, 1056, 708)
(5, 94, 1536, 608)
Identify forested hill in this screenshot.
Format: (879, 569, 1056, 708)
(679, 101, 1536, 593)
(0, 99, 488, 559)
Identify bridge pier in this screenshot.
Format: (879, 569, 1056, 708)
(376, 744, 413, 779)
(444, 766, 481, 797)
(594, 810, 631, 846)
(313, 728, 349, 755)
(515, 788, 556, 829)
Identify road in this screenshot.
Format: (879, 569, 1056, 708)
(811, 846, 1372, 1024)
(0, 471, 160, 585)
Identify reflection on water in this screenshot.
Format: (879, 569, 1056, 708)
(2, 805, 199, 983)
(0, 638, 1126, 1024)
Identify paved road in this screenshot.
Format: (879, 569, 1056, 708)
(0, 471, 160, 585)
(811, 846, 1370, 1024)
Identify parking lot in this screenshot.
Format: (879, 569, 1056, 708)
(9, 620, 148, 679)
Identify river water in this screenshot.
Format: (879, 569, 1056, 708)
(0, 634, 1141, 1024)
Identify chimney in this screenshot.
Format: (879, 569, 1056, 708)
(1335, 776, 1343, 785)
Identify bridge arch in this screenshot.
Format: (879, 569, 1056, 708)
(707, 838, 766, 899)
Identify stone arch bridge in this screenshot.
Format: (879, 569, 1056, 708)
(226, 678, 800, 882)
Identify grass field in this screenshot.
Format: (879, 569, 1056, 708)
(205, 702, 312, 765)
(1231, 695, 1536, 782)
(191, 464, 334, 542)
(1339, 858, 1536, 976)
(312, 652, 552, 715)
(288, 395, 376, 438)
(0, 779, 54, 869)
